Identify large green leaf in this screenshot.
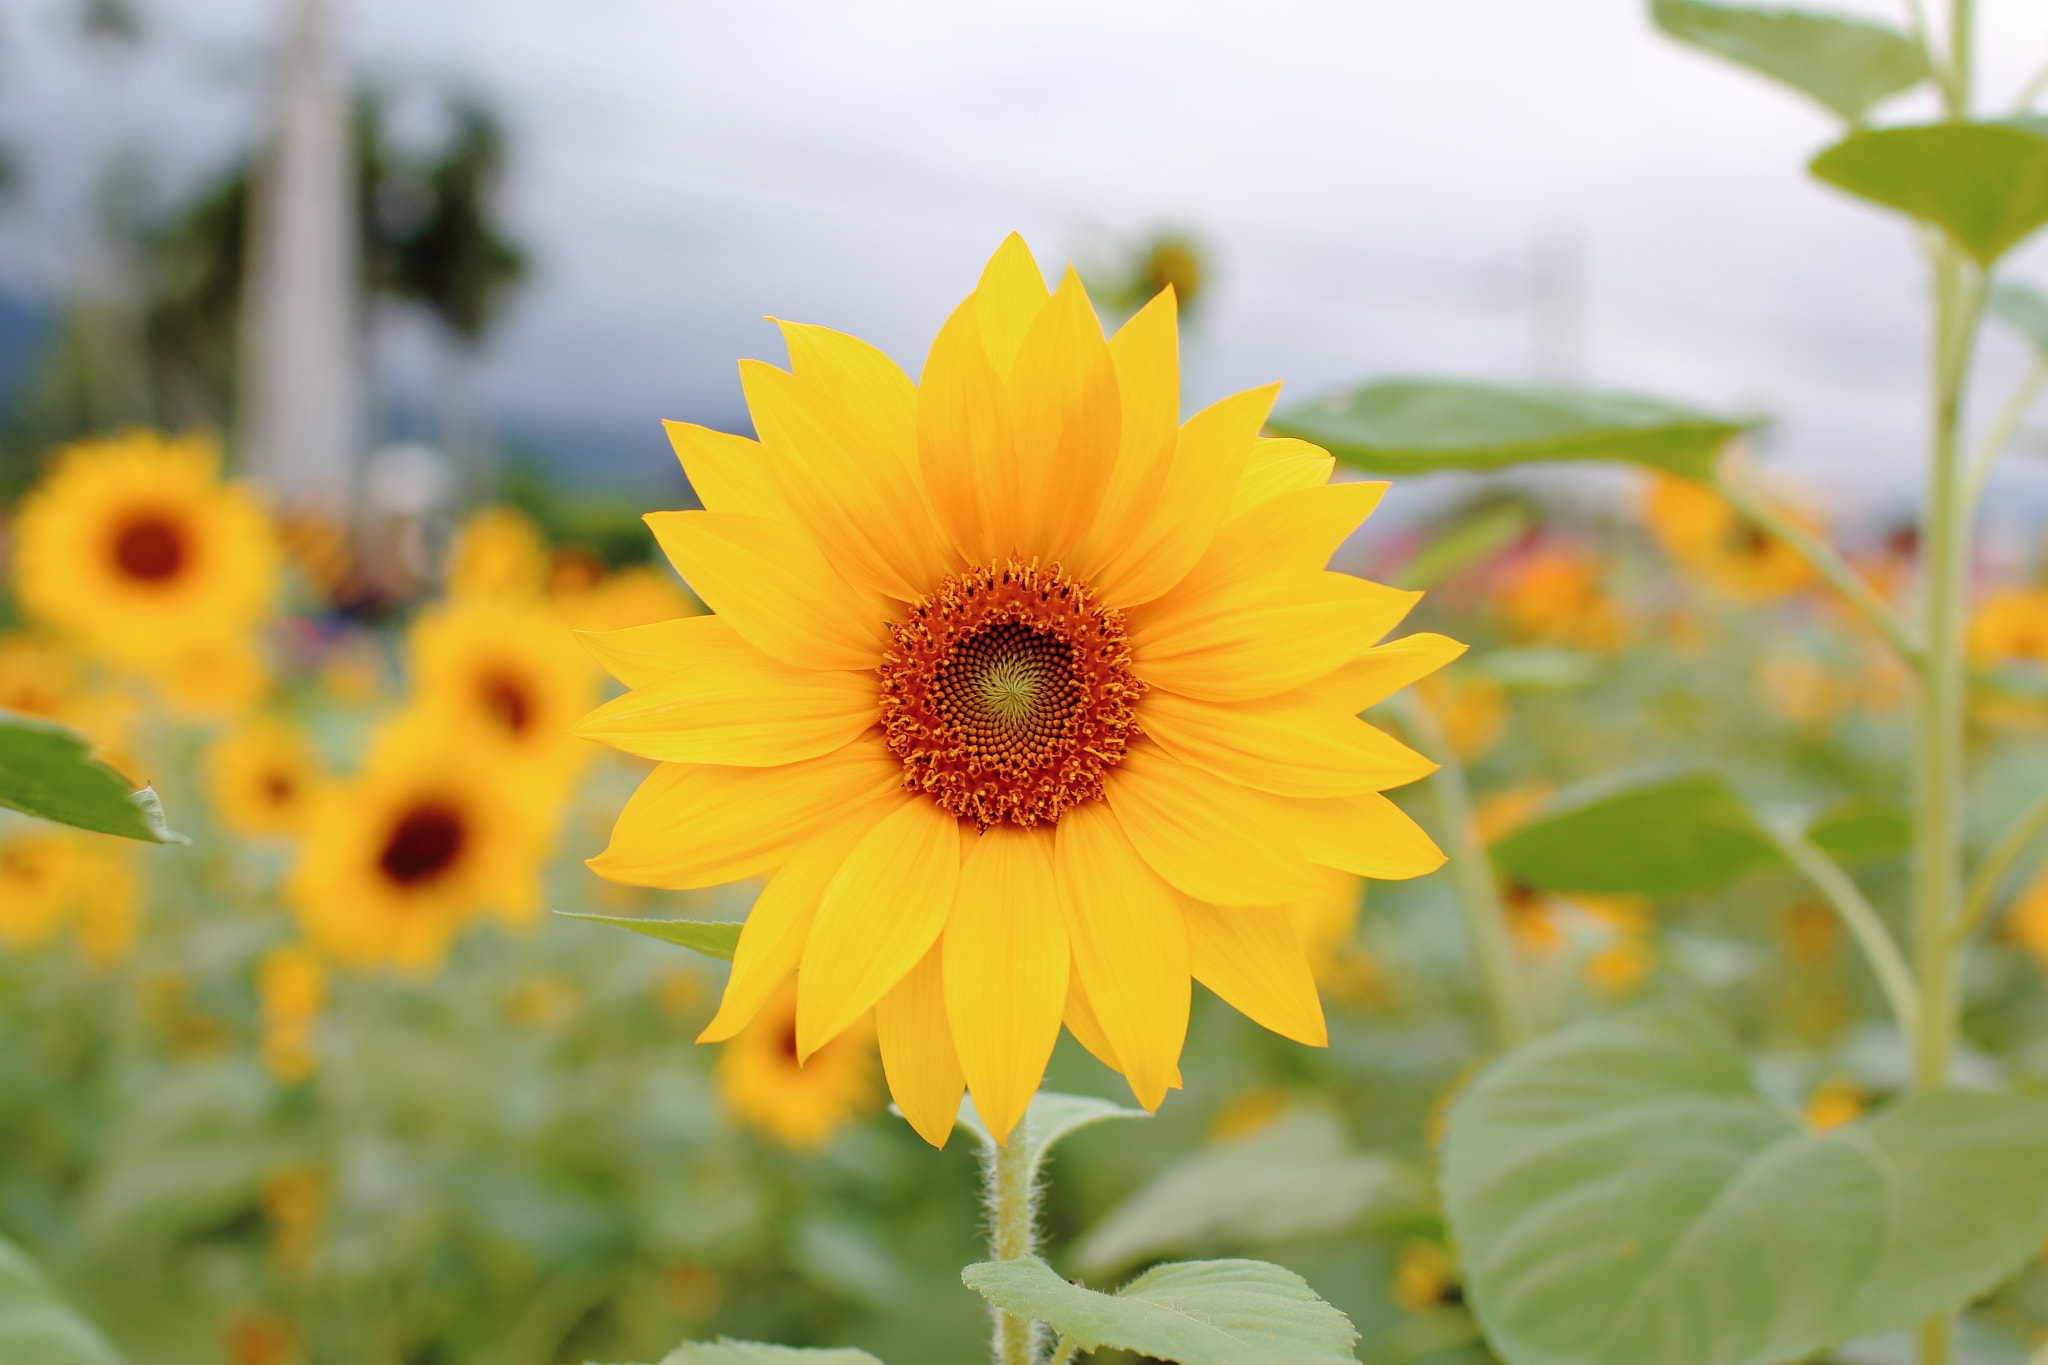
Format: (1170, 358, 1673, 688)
(1268, 381, 1750, 480)
(1074, 1110, 1402, 1275)
(655, 1339, 882, 1365)
(1440, 1007, 2048, 1365)
(1989, 280, 2048, 355)
(0, 713, 184, 843)
(1806, 799, 1910, 864)
(1651, 0, 1926, 123)
(1811, 123, 2048, 266)
(1490, 771, 1781, 895)
(962, 1257, 1357, 1365)
(554, 911, 740, 960)
(0, 1234, 123, 1365)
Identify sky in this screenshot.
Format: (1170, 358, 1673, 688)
(6, 0, 2048, 527)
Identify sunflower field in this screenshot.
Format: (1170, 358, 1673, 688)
(9, 4, 2048, 1365)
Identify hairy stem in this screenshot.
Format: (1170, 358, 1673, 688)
(985, 1112, 1043, 1365)
(1715, 467, 1919, 665)
(1394, 690, 1537, 1048)
(1764, 823, 1922, 1038)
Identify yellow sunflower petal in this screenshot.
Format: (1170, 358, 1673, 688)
(1104, 742, 1325, 904)
(1075, 288, 1181, 582)
(663, 420, 787, 520)
(1093, 384, 1278, 610)
(698, 806, 890, 1042)
(1054, 801, 1189, 1111)
(776, 318, 918, 468)
(1061, 959, 1123, 1072)
(1008, 268, 1120, 565)
(1223, 436, 1336, 521)
(1308, 632, 1470, 714)
(1182, 900, 1328, 1047)
(1140, 688, 1437, 797)
(1165, 481, 1388, 606)
(973, 232, 1053, 374)
(1132, 570, 1421, 702)
(741, 356, 950, 601)
(574, 615, 723, 689)
(917, 296, 1019, 565)
(797, 796, 963, 1057)
(876, 937, 966, 1148)
(645, 511, 887, 672)
(943, 824, 1068, 1146)
(573, 640, 875, 766)
(1287, 789, 1447, 880)
(587, 736, 900, 888)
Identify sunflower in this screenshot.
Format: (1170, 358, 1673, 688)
(0, 632, 139, 773)
(715, 977, 880, 1149)
(446, 505, 550, 600)
(1968, 587, 2048, 666)
(0, 831, 137, 962)
(1644, 472, 1812, 601)
(11, 430, 280, 671)
(577, 234, 1457, 1145)
(287, 715, 551, 971)
(1493, 545, 1624, 650)
(553, 562, 701, 634)
(156, 635, 271, 721)
(409, 596, 600, 783)
(208, 717, 324, 838)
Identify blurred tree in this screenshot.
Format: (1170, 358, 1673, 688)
(0, 85, 528, 496)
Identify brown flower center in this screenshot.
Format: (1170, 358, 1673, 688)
(112, 513, 188, 583)
(480, 670, 533, 736)
(378, 803, 466, 887)
(878, 562, 1143, 828)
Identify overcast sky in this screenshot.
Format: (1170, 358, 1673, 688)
(7, 0, 2048, 522)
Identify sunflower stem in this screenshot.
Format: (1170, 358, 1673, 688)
(1392, 690, 1537, 1049)
(983, 1108, 1044, 1365)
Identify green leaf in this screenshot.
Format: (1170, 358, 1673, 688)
(1074, 1110, 1403, 1275)
(1490, 770, 1781, 895)
(1989, 280, 2048, 355)
(655, 1340, 882, 1365)
(1810, 123, 2048, 266)
(1268, 381, 1751, 480)
(0, 1233, 124, 1365)
(1806, 799, 1911, 864)
(961, 1257, 1357, 1365)
(951, 1090, 1148, 1177)
(1394, 499, 1534, 590)
(0, 713, 185, 843)
(1651, 0, 1926, 123)
(554, 911, 741, 960)
(1440, 1006, 2048, 1365)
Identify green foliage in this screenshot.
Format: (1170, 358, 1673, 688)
(0, 713, 183, 843)
(1490, 770, 1778, 895)
(1650, 0, 1926, 123)
(1810, 123, 2048, 266)
(1441, 1007, 2048, 1365)
(557, 911, 741, 960)
(0, 1235, 123, 1365)
(1990, 280, 2048, 355)
(962, 1257, 1357, 1365)
(1267, 380, 1750, 480)
(1073, 1110, 1401, 1275)
(649, 1340, 883, 1365)
(1394, 499, 1535, 591)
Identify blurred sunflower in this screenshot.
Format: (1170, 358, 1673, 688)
(257, 944, 325, 1083)
(716, 977, 879, 1149)
(0, 831, 137, 963)
(447, 504, 549, 600)
(577, 234, 1457, 1145)
(208, 717, 323, 838)
(287, 716, 551, 971)
(11, 430, 281, 671)
(1644, 473, 1811, 601)
(553, 562, 701, 634)
(1968, 587, 2048, 666)
(156, 635, 271, 721)
(1494, 546, 1624, 650)
(410, 597, 599, 782)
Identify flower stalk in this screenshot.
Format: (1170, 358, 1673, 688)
(984, 1112, 1044, 1365)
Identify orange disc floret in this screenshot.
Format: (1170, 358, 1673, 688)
(877, 561, 1144, 828)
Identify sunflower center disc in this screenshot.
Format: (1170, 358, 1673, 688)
(878, 562, 1144, 828)
(379, 803, 467, 886)
(112, 514, 187, 583)
(480, 672, 533, 735)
